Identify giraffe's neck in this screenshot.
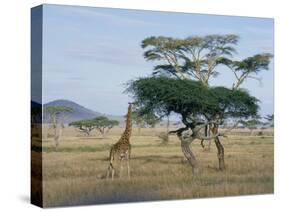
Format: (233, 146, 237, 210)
(120, 104, 132, 141)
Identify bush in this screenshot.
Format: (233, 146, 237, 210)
(158, 132, 169, 144)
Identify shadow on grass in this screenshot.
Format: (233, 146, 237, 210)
(132, 155, 184, 165)
(32, 143, 161, 154)
(79, 137, 112, 140)
(31, 145, 111, 153)
(47, 187, 161, 208)
(89, 155, 185, 164)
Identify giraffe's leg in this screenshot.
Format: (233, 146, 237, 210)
(106, 167, 110, 179)
(127, 148, 131, 179)
(127, 159, 130, 179)
(106, 164, 111, 179)
(119, 161, 124, 178)
(111, 168, 115, 180)
(109, 163, 115, 180)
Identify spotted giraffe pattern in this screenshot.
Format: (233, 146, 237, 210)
(106, 103, 133, 179)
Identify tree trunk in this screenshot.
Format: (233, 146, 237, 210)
(101, 129, 106, 138)
(211, 124, 225, 170)
(250, 129, 255, 136)
(206, 140, 211, 151)
(214, 137, 225, 170)
(180, 139, 199, 175)
(202, 124, 211, 151)
(166, 116, 170, 142)
(54, 125, 62, 151)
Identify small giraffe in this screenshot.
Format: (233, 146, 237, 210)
(106, 103, 133, 180)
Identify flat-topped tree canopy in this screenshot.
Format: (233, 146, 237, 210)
(141, 34, 272, 90)
(70, 116, 119, 137)
(127, 77, 259, 127)
(141, 34, 239, 84)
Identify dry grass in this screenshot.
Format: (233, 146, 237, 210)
(33, 127, 273, 207)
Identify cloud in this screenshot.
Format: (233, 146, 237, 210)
(47, 5, 160, 28)
(66, 42, 147, 67)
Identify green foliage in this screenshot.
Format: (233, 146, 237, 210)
(132, 110, 160, 129)
(141, 34, 272, 90)
(127, 77, 259, 125)
(233, 54, 273, 74)
(209, 86, 259, 118)
(141, 34, 239, 84)
(231, 53, 273, 89)
(264, 114, 274, 121)
(241, 116, 263, 134)
(69, 119, 96, 136)
(70, 116, 119, 137)
(44, 106, 73, 115)
(94, 116, 119, 136)
(264, 114, 274, 127)
(44, 106, 73, 127)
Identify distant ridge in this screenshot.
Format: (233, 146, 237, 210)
(43, 99, 123, 123)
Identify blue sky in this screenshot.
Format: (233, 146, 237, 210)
(41, 4, 274, 116)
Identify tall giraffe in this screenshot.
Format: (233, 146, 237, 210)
(106, 103, 133, 180)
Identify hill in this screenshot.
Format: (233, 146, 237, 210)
(43, 99, 102, 123)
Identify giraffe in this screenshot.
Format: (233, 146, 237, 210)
(106, 103, 133, 180)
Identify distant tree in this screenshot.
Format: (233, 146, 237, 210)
(241, 116, 263, 135)
(165, 115, 170, 142)
(264, 114, 274, 128)
(69, 119, 96, 136)
(44, 106, 73, 150)
(132, 110, 160, 134)
(132, 112, 146, 134)
(92, 116, 119, 138)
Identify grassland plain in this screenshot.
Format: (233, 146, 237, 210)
(32, 127, 273, 207)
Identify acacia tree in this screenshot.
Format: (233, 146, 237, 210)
(44, 106, 73, 150)
(230, 54, 273, 90)
(132, 111, 146, 134)
(141, 35, 272, 89)
(141, 35, 239, 84)
(241, 116, 263, 135)
(127, 77, 259, 175)
(93, 116, 119, 138)
(69, 119, 96, 136)
(264, 114, 274, 128)
(132, 110, 160, 134)
(70, 117, 119, 137)
(141, 34, 272, 151)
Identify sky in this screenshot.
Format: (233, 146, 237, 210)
(40, 4, 274, 116)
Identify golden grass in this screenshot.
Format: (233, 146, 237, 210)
(34, 127, 273, 207)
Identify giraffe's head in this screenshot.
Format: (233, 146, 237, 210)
(128, 102, 137, 111)
(128, 102, 136, 106)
